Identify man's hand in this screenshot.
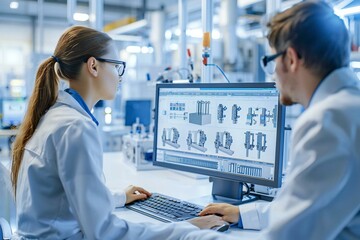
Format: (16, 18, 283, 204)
(124, 185, 152, 204)
(187, 215, 227, 229)
(199, 203, 240, 223)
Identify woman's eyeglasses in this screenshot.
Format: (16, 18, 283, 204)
(95, 57, 126, 77)
(260, 51, 285, 75)
(84, 57, 126, 77)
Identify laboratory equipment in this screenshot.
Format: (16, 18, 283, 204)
(122, 120, 158, 170)
(125, 100, 151, 128)
(1, 99, 27, 128)
(122, 134, 155, 171)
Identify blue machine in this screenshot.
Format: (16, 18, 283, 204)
(125, 100, 151, 128)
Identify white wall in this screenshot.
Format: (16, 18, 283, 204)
(0, 20, 68, 97)
(0, 23, 31, 90)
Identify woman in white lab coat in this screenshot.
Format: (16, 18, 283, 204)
(10, 26, 222, 239)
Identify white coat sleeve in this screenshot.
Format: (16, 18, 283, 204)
(260, 109, 355, 240)
(239, 201, 270, 230)
(110, 190, 127, 208)
(179, 228, 261, 240)
(55, 120, 199, 239)
(180, 229, 244, 240)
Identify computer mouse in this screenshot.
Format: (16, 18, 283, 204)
(211, 223, 230, 232)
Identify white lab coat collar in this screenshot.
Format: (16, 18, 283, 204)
(309, 67, 360, 107)
(56, 90, 93, 123)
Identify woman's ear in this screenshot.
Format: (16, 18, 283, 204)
(86, 57, 99, 77)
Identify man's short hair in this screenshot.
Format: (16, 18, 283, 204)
(267, 1, 350, 78)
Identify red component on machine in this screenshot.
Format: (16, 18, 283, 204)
(202, 58, 208, 65)
(187, 48, 192, 57)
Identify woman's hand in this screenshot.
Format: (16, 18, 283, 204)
(124, 185, 152, 204)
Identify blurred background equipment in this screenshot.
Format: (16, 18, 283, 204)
(122, 118, 158, 171)
(1, 99, 27, 129)
(125, 99, 152, 130)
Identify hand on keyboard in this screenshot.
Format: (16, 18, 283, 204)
(124, 185, 152, 204)
(126, 193, 204, 222)
(126, 193, 230, 231)
(199, 203, 240, 223)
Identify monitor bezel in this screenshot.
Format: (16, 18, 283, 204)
(153, 83, 285, 188)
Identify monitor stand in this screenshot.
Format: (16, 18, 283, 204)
(210, 177, 258, 205)
(189, 177, 258, 206)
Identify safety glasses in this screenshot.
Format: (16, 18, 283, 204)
(95, 57, 126, 77)
(84, 57, 126, 77)
(260, 51, 285, 75)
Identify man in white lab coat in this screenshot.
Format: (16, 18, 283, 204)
(182, 1, 360, 239)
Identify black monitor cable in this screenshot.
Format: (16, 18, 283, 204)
(243, 182, 251, 196)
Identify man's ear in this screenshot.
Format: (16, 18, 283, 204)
(286, 47, 301, 73)
(86, 57, 99, 77)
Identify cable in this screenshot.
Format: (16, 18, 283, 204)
(206, 63, 231, 83)
(177, 68, 191, 79)
(243, 182, 251, 196)
(178, 67, 191, 74)
(284, 126, 292, 131)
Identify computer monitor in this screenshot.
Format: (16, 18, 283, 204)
(125, 100, 151, 127)
(153, 83, 285, 203)
(1, 99, 27, 128)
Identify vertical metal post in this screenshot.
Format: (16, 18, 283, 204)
(201, 0, 213, 83)
(67, 0, 76, 26)
(353, 18, 360, 48)
(150, 10, 165, 66)
(266, 0, 281, 16)
(264, 0, 281, 81)
(179, 0, 187, 72)
(37, 0, 44, 54)
(90, 0, 103, 30)
(220, 0, 237, 66)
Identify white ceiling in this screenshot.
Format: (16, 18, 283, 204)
(0, 0, 353, 32)
(0, 0, 194, 24)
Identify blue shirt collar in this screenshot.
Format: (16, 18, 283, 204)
(308, 67, 360, 108)
(64, 88, 99, 126)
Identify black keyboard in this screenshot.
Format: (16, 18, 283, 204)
(126, 193, 203, 223)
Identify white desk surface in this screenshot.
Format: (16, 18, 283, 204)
(104, 152, 260, 238)
(0, 152, 260, 238)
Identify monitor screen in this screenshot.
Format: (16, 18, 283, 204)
(1, 99, 27, 128)
(125, 100, 151, 127)
(153, 83, 285, 189)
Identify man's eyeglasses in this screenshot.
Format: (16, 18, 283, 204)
(84, 57, 126, 77)
(260, 51, 285, 75)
